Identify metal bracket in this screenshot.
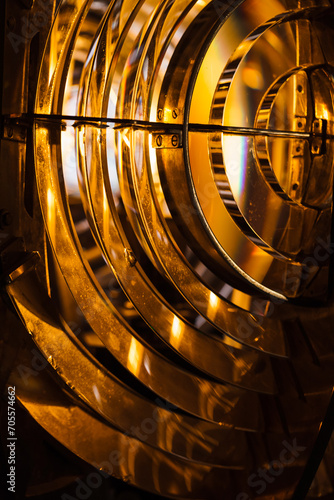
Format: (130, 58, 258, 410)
(152, 131, 182, 149)
(2, 121, 27, 142)
(5, 251, 40, 284)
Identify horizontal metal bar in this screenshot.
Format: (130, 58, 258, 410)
(23, 113, 331, 140)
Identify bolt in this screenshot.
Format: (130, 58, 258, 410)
(172, 109, 179, 119)
(7, 128, 13, 138)
(171, 135, 179, 147)
(156, 135, 163, 147)
(311, 139, 321, 155)
(312, 119, 323, 134)
(157, 109, 163, 121)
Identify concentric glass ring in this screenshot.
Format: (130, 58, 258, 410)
(5, 0, 334, 498)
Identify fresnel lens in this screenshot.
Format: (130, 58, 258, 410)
(1, 0, 334, 498)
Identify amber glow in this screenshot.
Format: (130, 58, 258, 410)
(4, 0, 334, 498)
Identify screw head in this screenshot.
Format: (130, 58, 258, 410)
(171, 135, 179, 147)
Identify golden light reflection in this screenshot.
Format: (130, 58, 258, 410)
(242, 64, 264, 90)
(47, 187, 56, 240)
(123, 130, 130, 149)
(207, 291, 219, 320)
(171, 315, 183, 349)
(78, 127, 86, 158)
(230, 290, 251, 311)
(188, 131, 277, 298)
(92, 384, 102, 405)
(127, 337, 144, 377)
